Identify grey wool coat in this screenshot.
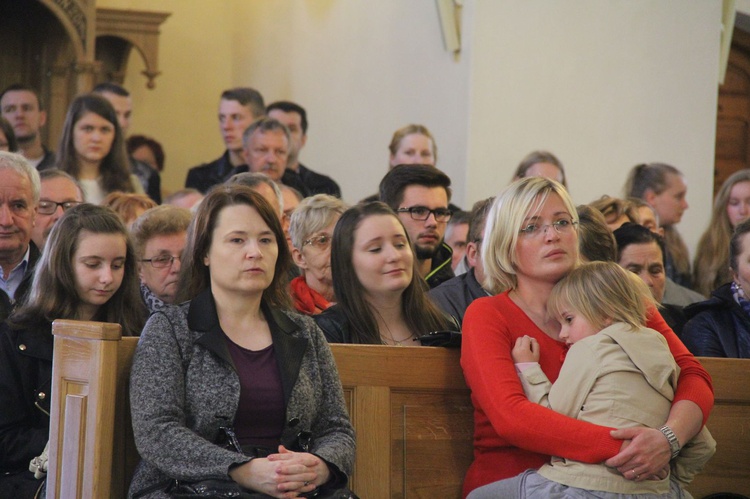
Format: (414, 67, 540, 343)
(127, 289, 355, 498)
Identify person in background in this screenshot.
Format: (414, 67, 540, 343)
(576, 204, 617, 263)
(512, 150, 567, 188)
(0, 117, 19, 152)
(388, 124, 437, 169)
(589, 195, 639, 231)
(164, 188, 204, 211)
(0, 204, 144, 498)
(315, 202, 455, 344)
(460, 177, 712, 497)
(0, 152, 40, 323)
(102, 192, 157, 229)
(30, 170, 84, 250)
(280, 184, 303, 251)
(613, 223, 688, 337)
(627, 197, 662, 235)
(444, 210, 471, 273)
(289, 195, 347, 315)
(267, 101, 341, 197)
(55, 94, 142, 204)
(185, 87, 265, 193)
(625, 162, 691, 288)
(242, 117, 310, 196)
(683, 218, 750, 358)
(379, 164, 455, 288)
(0, 84, 55, 170)
(693, 169, 750, 297)
(128, 185, 355, 498)
(470, 262, 714, 498)
(430, 198, 493, 327)
(127, 135, 165, 172)
(131, 205, 192, 312)
(93, 82, 161, 203)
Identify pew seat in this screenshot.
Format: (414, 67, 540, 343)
(45, 320, 750, 498)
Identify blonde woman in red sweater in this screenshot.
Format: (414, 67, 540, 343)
(460, 177, 713, 498)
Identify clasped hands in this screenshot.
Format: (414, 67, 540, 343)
(229, 445, 330, 498)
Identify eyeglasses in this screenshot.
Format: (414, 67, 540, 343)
(519, 218, 578, 237)
(37, 200, 83, 215)
(396, 206, 452, 222)
(141, 254, 181, 269)
(302, 234, 332, 250)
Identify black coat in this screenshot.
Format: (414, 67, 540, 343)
(0, 320, 53, 473)
(185, 151, 248, 193)
(682, 283, 750, 358)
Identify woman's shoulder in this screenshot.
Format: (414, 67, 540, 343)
(464, 292, 513, 321)
(313, 305, 350, 343)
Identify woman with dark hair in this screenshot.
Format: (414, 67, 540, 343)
(683, 218, 750, 358)
(315, 202, 455, 345)
(128, 185, 354, 498)
(613, 223, 687, 336)
(0, 204, 145, 498)
(460, 177, 712, 497)
(0, 117, 18, 152)
(55, 93, 142, 204)
(693, 169, 750, 297)
(127, 134, 165, 172)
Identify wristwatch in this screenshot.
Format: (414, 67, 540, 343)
(659, 425, 681, 459)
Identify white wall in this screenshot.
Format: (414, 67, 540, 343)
(466, 0, 721, 255)
(100, 0, 722, 255)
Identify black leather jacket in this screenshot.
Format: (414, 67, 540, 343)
(0, 320, 53, 473)
(682, 283, 750, 358)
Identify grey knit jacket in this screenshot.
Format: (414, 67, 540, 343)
(127, 289, 355, 498)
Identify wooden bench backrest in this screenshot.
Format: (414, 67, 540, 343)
(46, 321, 750, 498)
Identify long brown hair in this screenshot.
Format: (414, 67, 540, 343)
(177, 184, 292, 309)
(330, 202, 453, 344)
(55, 94, 134, 194)
(694, 169, 750, 296)
(10, 204, 146, 336)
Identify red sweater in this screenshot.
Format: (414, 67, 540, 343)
(460, 292, 714, 497)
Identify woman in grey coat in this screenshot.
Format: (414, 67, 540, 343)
(128, 185, 355, 499)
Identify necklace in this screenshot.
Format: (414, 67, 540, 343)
(380, 321, 416, 346)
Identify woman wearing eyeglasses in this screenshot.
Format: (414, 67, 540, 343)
(288, 195, 347, 316)
(130, 205, 192, 313)
(315, 202, 455, 345)
(460, 177, 713, 497)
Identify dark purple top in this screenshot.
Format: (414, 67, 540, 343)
(224, 338, 285, 448)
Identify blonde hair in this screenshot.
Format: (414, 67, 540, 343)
(289, 194, 347, 249)
(588, 195, 639, 227)
(549, 261, 656, 331)
(693, 169, 750, 296)
(130, 205, 193, 259)
(482, 177, 578, 293)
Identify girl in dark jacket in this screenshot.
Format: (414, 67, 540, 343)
(683, 218, 750, 358)
(0, 204, 145, 498)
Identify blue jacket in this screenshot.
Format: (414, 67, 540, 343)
(682, 282, 750, 358)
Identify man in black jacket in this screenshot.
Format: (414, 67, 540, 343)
(185, 87, 265, 193)
(0, 85, 55, 171)
(379, 164, 455, 288)
(267, 101, 341, 198)
(0, 151, 41, 322)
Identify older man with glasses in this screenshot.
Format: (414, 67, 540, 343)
(30, 170, 84, 250)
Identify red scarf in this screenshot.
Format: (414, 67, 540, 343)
(290, 276, 331, 315)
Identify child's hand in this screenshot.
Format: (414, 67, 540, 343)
(512, 335, 540, 363)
